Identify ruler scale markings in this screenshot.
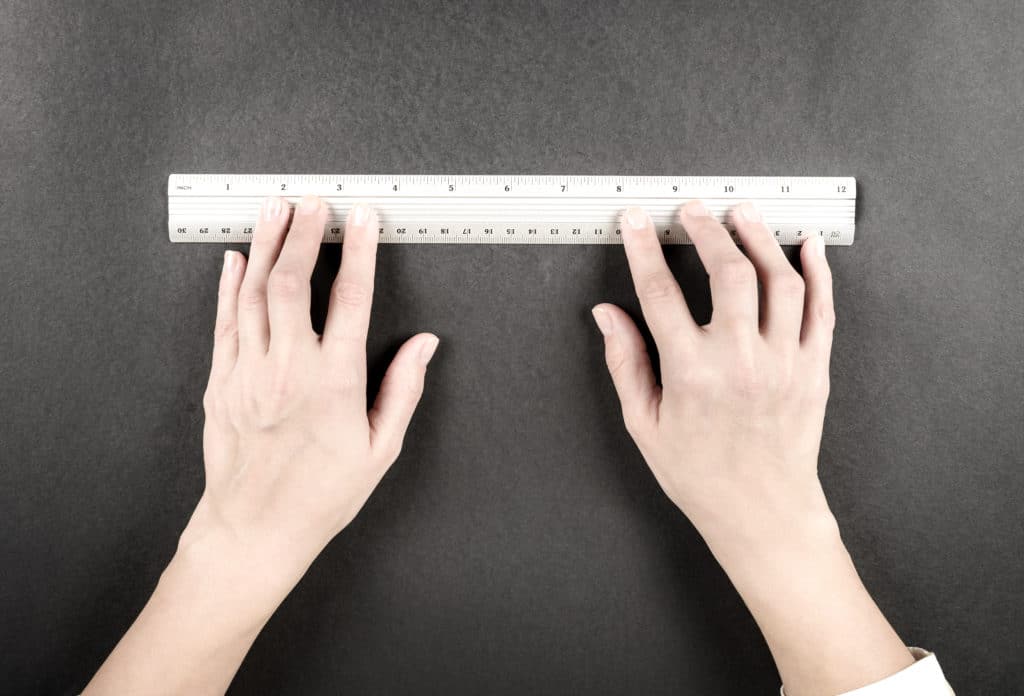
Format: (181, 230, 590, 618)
(169, 174, 855, 245)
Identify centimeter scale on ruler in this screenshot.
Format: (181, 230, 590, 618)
(168, 174, 857, 245)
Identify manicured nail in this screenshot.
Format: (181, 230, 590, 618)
(591, 307, 613, 336)
(624, 207, 649, 230)
(735, 201, 761, 222)
(223, 250, 236, 272)
(262, 197, 282, 220)
(419, 335, 440, 364)
(350, 202, 370, 227)
(682, 200, 707, 217)
(298, 194, 320, 214)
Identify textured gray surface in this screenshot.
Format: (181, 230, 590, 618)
(1, 1, 1023, 694)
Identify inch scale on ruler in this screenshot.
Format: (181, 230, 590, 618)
(168, 174, 856, 245)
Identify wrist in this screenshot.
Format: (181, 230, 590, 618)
(684, 478, 845, 586)
(688, 487, 915, 695)
(170, 499, 314, 629)
(180, 493, 324, 574)
(703, 506, 847, 593)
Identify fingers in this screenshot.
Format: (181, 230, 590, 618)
(323, 203, 379, 361)
(799, 235, 836, 356)
(728, 202, 805, 342)
(592, 303, 660, 437)
(238, 197, 291, 354)
(620, 206, 699, 349)
(679, 200, 758, 333)
(367, 333, 439, 466)
(209, 250, 247, 383)
(266, 194, 326, 357)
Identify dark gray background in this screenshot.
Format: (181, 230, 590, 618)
(2, 1, 1022, 694)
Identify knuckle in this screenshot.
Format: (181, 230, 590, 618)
(667, 361, 710, 392)
(267, 268, 306, 300)
(238, 286, 264, 309)
(774, 273, 805, 300)
(715, 258, 756, 287)
(201, 387, 218, 415)
(328, 365, 364, 395)
(638, 271, 680, 303)
(731, 368, 763, 398)
(386, 435, 406, 460)
(815, 303, 837, 331)
(621, 408, 650, 439)
(605, 345, 631, 380)
(379, 441, 403, 465)
(213, 316, 238, 342)
(776, 360, 796, 389)
(726, 351, 765, 397)
(332, 279, 370, 309)
(266, 366, 294, 405)
(268, 374, 294, 406)
(247, 367, 297, 427)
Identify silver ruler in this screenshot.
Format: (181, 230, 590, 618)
(168, 174, 856, 245)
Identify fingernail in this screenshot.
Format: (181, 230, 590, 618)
(624, 207, 649, 231)
(591, 307, 613, 336)
(419, 335, 440, 364)
(223, 250, 236, 272)
(298, 194, 320, 214)
(262, 197, 282, 220)
(735, 202, 761, 222)
(682, 200, 707, 217)
(814, 235, 826, 257)
(351, 202, 370, 227)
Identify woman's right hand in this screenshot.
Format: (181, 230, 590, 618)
(591, 200, 917, 696)
(591, 200, 836, 549)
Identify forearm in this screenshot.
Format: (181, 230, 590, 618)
(694, 485, 914, 696)
(84, 515, 307, 696)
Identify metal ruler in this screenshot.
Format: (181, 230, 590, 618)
(168, 174, 856, 245)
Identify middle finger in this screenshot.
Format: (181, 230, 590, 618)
(679, 200, 759, 334)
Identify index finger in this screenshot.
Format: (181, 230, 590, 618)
(266, 194, 327, 356)
(620, 206, 700, 350)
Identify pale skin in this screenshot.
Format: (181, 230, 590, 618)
(84, 195, 915, 696)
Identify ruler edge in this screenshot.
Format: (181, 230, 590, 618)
(169, 173, 857, 189)
(167, 173, 857, 246)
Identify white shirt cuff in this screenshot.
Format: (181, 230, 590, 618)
(780, 647, 953, 695)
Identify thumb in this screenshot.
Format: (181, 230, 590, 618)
(591, 304, 660, 438)
(368, 333, 439, 465)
